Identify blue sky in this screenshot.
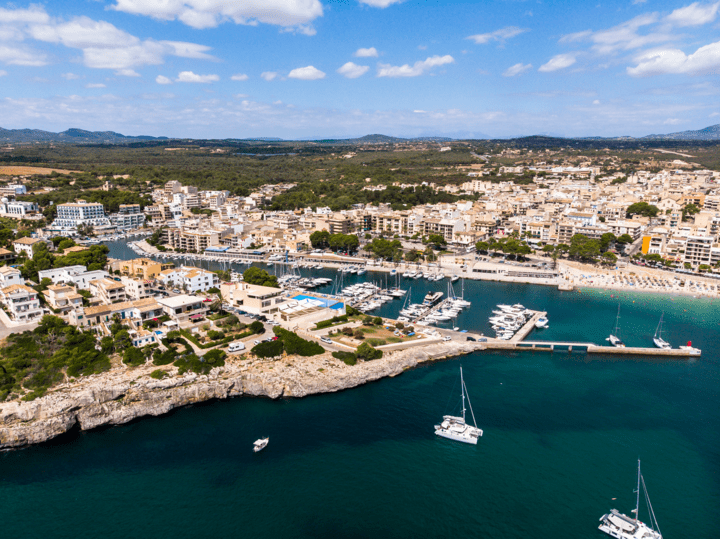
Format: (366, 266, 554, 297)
(1, 0, 719, 139)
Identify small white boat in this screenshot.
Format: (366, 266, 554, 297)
(253, 437, 269, 452)
(652, 313, 671, 350)
(535, 317, 549, 329)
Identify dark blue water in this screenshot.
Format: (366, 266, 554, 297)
(3, 242, 717, 538)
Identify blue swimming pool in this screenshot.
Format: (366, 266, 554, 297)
(291, 294, 344, 310)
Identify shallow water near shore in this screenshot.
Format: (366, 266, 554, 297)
(2, 242, 718, 538)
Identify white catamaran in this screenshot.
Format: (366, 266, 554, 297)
(607, 305, 625, 348)
(598, 460, 662, 539)
(652, 313, 671, 350)
(434, 366, 483, 445)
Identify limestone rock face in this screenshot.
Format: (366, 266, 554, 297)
(0, 341, 482, 449)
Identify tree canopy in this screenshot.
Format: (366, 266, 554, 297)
(242, 267, 279, 288)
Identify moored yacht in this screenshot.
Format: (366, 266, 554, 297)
(607, 305, 625, 348)
(598, 460, 662, 539)
(435, 366, 483, 445)
(653, 313, 671, 350)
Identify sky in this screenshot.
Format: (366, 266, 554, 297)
(0, 0, 720, 139)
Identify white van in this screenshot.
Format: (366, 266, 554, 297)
(228, 341, 246, 353)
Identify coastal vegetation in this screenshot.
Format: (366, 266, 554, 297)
(242, 267, 279, 288)
(0, 315, 110, 402)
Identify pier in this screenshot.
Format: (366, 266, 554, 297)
(473, 311, 702, 358)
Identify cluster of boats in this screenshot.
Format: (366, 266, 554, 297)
(606, 307, 673, 350)
(400, 269, 459, 282)
(334, 282, 407, 311)
(397, 287, 471, 325)
(488, 304, 547, 340)
(337, 264, 367, 275)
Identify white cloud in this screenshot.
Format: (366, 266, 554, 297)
(377, 55, 454, 77)
(234, 93, 249, 98)
(539, 53, 577, 72)
(358, 0, 405, 7)
(116, 69, 141, 77)
(0, 45, 47, 66)
(231, 73, 249, 81)
(111, 0, 323, 32)
(261, 71, 278, 81)
(156, 75, 173, 85)
(559, 14, 673, 56)
(62, 72, 80, 80)
(288, 65, 325, 80)
(0, 70, 6, 77)
(176, 71, 219, 83)
(0, 6, 216, 71)
(666, 2, 720, 27)
(467, 26, 528, 45)
(354, 47, 378, 58)
(337, 62, 369, 78)
(0, 6, 50, 24)
(593, 99, 601, 105)
(627, 40, 720, 76)
(502, 63, 532, 77)
(85, 83, 106, 88)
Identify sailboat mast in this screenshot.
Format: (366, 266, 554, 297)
(615, 305, 621, 335)
(460, 366, 466, 422)
(635, 460, 641, 524)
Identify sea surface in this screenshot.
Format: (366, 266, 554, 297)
(2, 241, 718, 538)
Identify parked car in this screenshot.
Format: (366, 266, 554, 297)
(466, 336, 476, 342)
(253, 339, 261, 345)
(443, 336, 452, 342)
(320, 337, 332, 344)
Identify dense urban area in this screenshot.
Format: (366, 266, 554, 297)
(1, 136, 719, 406)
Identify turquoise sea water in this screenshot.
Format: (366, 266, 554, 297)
(2, 243, 718, 538)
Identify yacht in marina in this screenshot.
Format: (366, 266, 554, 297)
(598, 460, 662, 539)
(652, 313, 671, 350)
(434, 366, 483, 445)
(535, 316, 549, 329)
(607, 305, 625, 348)
(424, 291, 443, 304)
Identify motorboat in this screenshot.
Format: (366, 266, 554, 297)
(253, 438, 269, 452)
(535, 317, 549, 329)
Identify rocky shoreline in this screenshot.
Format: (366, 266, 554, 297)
(0, 341, 483, 450)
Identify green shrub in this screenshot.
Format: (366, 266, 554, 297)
(207, 330, 225, 341)
(346, 306, 361, 316)
(373, 316, 383, 326)
(123, 347, 146, 367)
(366, 338, 386, 347)
(249, 320, 265, 334)
(353, 329, 365, 340)
(251, 340, 284, 359)
(173, 350, 225, 375)
(362, 316, 374, 326)
(149, 369, 166, 380)
(332, 351, 357, 365)
(153, 347, 177, 366)
(313, 315, 349, 330)
(356, 342, 383, 361)
(273, 327, 324, 356)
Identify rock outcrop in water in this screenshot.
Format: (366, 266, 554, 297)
(0, 341, 483, 449)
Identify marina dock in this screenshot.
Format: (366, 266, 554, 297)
(473, 310, 702, 357)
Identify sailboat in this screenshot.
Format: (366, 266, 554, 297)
(606, 305, 625, 348)
(598, 460, 662, 539)
(434, 366, 483, 445)
(653, 313, 671, 350)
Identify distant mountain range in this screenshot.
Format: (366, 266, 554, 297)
(0, 127, 168, 144)
(2, 124, 720, 145)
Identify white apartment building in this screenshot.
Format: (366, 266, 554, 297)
(684, 236, 713, 267)
(51, 201, 111, 232)
(12, 237, 48, 257)
(157, 266, 219, 293)
(120, 275, 151, 300)
(110, 204, 146, 230)
(38, 265, 109, 289)
(0, 266, 24, 287)
(0, 284, 43, 322)
(0, 199, 39, 218)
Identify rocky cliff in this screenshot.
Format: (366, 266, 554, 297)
(0, 341, 483, 449)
